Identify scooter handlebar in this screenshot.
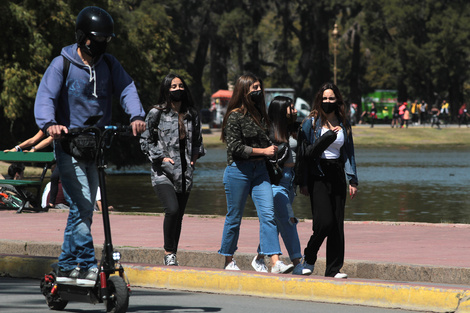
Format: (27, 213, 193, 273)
(104, 125, 133, 134)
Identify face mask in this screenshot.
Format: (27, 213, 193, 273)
(170, 89, 185, 102)
(321, 102, 338, 114)
(82, 39, 108, 58)
(250, 90, 264, 104)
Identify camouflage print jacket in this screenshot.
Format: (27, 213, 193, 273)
(146, 107, 205, 193)
(223, 111, 271, 165)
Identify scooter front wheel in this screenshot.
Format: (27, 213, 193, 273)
(105, 275, 129, 313)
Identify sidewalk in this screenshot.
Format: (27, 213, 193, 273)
(1, 209, 470, 312)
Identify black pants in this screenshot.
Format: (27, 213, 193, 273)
(154, 184, 189, 254)
(49, 166, 60, 205)
(304, 159, 346, 277)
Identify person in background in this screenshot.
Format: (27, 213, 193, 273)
(403, 107, 410, 128)
(4, 130, 53, 153)
(399, 102, 407, 128)
(3, 129, 59, 208)
(440, 100, 449, 126)
(34, 6, 145, 285)
(296, 82, 358, 278)
(7, 163, 25, 180)
(144, 73, 205, 266)
(420, 100, 428, 125)
(458, 103, 469, 128)
(252, 96, 311, 275)
(411, 100, 419, 126)
(218, 73, 294, 274)
(369, 102, 377, 128)
(430, 105, 441, 129)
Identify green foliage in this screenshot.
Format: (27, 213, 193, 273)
(2, 0, 470, 162)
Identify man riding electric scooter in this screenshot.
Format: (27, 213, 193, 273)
(35, 6, 145, 312)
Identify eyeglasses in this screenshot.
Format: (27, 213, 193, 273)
(322, 97, 336, 101)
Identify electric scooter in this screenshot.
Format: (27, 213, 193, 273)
(40, 124, 133, 313)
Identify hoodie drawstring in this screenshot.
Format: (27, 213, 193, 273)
(86, 64, 98, 98)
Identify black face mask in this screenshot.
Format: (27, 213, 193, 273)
(82, 40, 108, 59)
(250, 90, 263, 104)
(170, 89, 185, 102)
(321, 102, 338, 114)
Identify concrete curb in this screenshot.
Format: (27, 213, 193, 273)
(2, 254, 470, 313)
(2, 239, 470, 285)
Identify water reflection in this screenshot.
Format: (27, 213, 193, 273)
(106, 147, 470, 224)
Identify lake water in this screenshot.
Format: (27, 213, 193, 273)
(106, 147, 470, 224)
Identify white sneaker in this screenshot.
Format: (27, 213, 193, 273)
(271, 261, 294, 274)
(251, 256, 268, 273)
(224, 260, 240, 271)
(292, 263, 312, 275)
(303, 262, 315, 273)
(164, 253, 178, 266)
(334, 273, 348, 279)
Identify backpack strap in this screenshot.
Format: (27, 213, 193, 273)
(61, 56, 70, 91)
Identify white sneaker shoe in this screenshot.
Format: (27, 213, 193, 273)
(292, 263, 312, 275)
(271, 261, 294, 274)
(251, 256, 268, 273)
(224, 260, 240, 271)
(334, 272, 348, 279)
(303, 262, 315, 273)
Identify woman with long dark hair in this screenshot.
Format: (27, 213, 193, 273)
(297, 82, 358, 278)
(218, 74, 294, 274)
(251, 96, 311, 275)
(144, 73, 205, 266)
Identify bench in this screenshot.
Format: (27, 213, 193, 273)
(0, 151, 55, 213)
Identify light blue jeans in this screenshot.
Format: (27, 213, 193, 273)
(55, 141, 98, 271)
(270, 167, 302, 260)
(219, 160, 281, 256)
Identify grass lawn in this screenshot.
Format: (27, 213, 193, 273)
(202, 126, 470, 149)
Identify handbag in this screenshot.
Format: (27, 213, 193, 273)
(265, 158, 282, 185)
(61, 130, 99, 162)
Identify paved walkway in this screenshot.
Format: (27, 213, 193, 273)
(1, 209, 470, 312)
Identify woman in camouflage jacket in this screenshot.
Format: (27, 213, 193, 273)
(218, 73, 294, 274)
(145, 73, 205, 266)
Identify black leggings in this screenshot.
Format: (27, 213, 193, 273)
(154, 184, 189, 254)
(304, 158, 346, 277)
(49, 166, 60, 205)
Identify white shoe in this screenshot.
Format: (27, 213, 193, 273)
(251, 256, 268, 273)
(292, 263, 312, 275)
(303, 262, 315, 273)
(334, 272, 348, 279)
(271, 261, 294, 274)
(224, 260, 240, 271)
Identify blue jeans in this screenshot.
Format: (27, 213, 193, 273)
(55, 141, 98, 271)
(271, 167, 302, 260)
(219, 160, 281, 256)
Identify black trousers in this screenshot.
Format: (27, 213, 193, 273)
(154, 184, 189, 254)
(304, 158, 346, 277)
(49, 165, 60, 205)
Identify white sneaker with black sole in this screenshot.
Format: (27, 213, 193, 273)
(56, 267, 80, 284)
(164, 253, 179, 266)
(77, 267, 99, 287)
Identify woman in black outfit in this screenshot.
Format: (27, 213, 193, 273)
(296, 82, 358, 278)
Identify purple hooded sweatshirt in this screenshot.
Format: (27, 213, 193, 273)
(34, 43, 145, 132)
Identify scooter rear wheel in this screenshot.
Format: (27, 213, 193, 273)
(106, 275, 129, 313)
(40, 273, 68, 311)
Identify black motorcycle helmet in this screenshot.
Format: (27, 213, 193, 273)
(75, 6, 115, 57)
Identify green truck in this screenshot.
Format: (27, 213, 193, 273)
(361, 89, 397, 121)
